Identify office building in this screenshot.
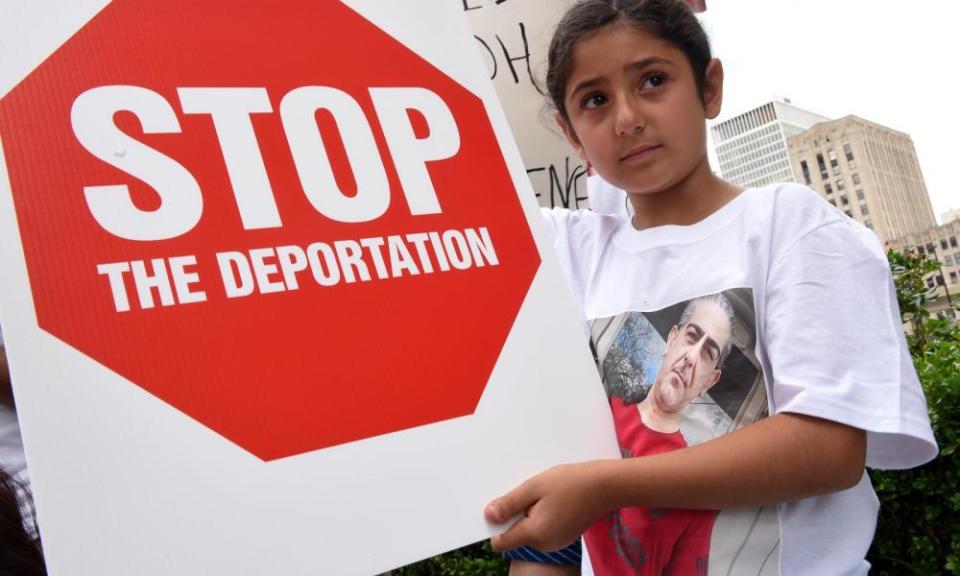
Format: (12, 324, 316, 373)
(711, 100, 830, 189)
(787, 116, 936, 244)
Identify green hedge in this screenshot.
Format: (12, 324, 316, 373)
(394, 541, 507, 575)
(867, 251, 959, 575)
(398, 250, 957, 575)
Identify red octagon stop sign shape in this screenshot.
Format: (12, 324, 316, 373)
(0, 1, 540, 460)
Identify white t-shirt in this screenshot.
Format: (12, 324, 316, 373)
(543, 180, 937, 576)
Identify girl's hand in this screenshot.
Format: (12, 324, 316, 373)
(485, 461, 613, 552)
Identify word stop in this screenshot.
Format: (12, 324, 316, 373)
(71, 85, 461, 240)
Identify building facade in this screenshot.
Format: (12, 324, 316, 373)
(787, 116, 936, 245)
(711, 100, 830, 189)
(887, 219, 960, 319)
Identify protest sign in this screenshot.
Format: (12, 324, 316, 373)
(0, 1, 618, 574)
(463, 0, 590, 211)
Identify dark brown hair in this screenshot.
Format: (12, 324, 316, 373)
(546, 0, 712, 120)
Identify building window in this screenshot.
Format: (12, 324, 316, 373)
(952, 236, 958, 248)
(817, 153, 828, 180)
(952, 271, 959, 284)
(841, 194, 849, 206)
(843, 143, 854, 162)
(927, 277, 936, 289)
(861, 204, 869, 216)
(918, 245, 926, 255)
(800, 160, 811, 185)
(946, 255, 954, 266)
(825, 183, 833, 195)
(942, 239, 950, 250)
(828, 198, 837, 207)
(856, 189, 865, 200)
(851, 173, 861, 185)
(836, 179, 846, 190)
(845, 209, 854, 218)
(828, 149, 838, 167)
(864, 219, 873, 229)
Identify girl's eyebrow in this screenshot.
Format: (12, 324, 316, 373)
(624, 56, 674, 74)
(568, 77, 606, 101)
(567, 56, 675, 101)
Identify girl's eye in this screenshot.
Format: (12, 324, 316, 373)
(582, 93, 608, 110)
(641, 73, 667, 90)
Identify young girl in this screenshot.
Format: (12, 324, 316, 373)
(485, 1, 937, 574)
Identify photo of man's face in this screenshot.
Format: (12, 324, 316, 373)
(653, 299, 732, 415)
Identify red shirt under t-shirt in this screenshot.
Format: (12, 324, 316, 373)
(584, 396, 716, 576)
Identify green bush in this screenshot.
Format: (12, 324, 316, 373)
(868, 251, 959, 575)
(394, 541, 507, 576)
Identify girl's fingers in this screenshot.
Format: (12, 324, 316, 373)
(489, 516, 534, 552)
(485, 481, 537, 525)
(486, 480, 543, 552)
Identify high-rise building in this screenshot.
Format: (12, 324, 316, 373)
(711, 100, 830, 189)
(787, 116, 936, 244)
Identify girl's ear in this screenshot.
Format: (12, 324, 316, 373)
(702, 58, 724, 120)
(555, 112, 588, 163)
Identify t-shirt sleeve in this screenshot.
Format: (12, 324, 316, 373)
(540, 207, 606, 325)
(764, 219, 937, 470)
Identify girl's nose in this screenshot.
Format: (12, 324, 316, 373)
(614, 98, 645, 136)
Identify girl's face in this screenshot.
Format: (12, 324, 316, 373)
(558, 23, 722, 196)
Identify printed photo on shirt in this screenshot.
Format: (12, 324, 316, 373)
(586, 288, 780, 576)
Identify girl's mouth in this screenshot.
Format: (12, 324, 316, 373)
(620, 145, 660, 162)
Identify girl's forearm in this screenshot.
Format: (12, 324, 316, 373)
(598, 412, 866, 511)
(488, 412, 866, 553)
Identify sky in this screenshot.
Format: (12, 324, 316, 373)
(698, 0, 959, 222)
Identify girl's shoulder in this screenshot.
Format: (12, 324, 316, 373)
(541, 206, 624, 242)
(539, 207, 626, 278)
(747, 181, 842, 227)
(746, 181, 888, 266)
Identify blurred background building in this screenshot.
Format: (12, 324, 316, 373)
(711, 100, 829, 189)
(887, 218, 960, 319)
(787, 116, 936, 245)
